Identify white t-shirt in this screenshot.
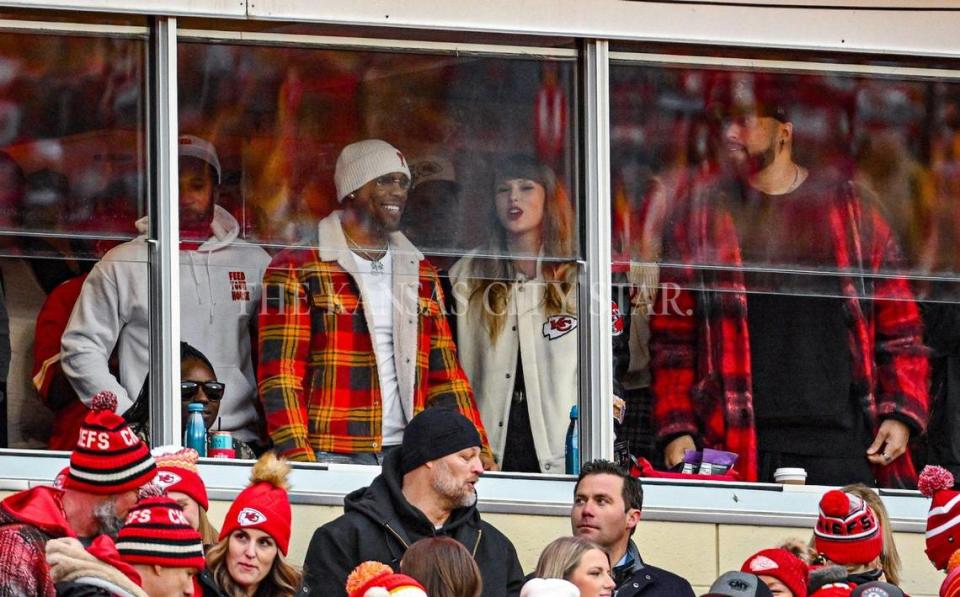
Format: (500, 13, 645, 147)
(349, 248, 405, 446)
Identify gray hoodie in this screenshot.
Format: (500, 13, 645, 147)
(61, 205, 270, 441)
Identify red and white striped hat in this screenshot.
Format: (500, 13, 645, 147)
(116, 493, 205, 570)
(813, 490, 881, 565)
(918, 465, 960, 570)
(64, 392, 156, 495)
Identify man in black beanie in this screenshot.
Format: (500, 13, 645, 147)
(298, 407, 525, 597)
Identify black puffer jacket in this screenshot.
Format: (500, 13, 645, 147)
(299, 450, 524, 597)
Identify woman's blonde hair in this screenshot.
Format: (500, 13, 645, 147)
(470, 156, 576, 342)
(205, 532, 302, 597)
(842, 483, 902, 586)
(534, 536, 607, 581)
(198, 507, 219, 547)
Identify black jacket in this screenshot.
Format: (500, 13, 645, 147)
(613, 541, 695, 597)
(299, 449, 525, 597)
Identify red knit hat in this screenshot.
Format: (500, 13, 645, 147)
(65, 392, 156, 495)
(220, 452, 292, 555)
(810, 583, 855, 597)
(346, 561, 427, 597)
(152, 447, 208, 510)
(116, 492, 205, 570)
(742, 548, 809, 597)
(813, 490, 882, 565)
(919, 465, 960, 571)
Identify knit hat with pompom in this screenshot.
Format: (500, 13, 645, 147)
(152, 446, 208, 510)
(219, 452, 292, 554)
(919, 465, 960, 571)
(813, 489, 881, 565)
(345, 561, 427, 597)
(65, 391, 156, 495)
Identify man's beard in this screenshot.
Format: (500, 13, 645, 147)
(431, 460, 477, 509)
(92, 498, 124, 538)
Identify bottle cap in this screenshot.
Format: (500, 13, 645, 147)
(570, 405, 579, 419)
(187, 403, 204, 413)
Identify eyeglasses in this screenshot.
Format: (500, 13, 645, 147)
(375, 174, 411, 190)
(181, 380, 225, 402)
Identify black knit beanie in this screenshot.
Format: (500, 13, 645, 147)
(400, 408, 482, 474)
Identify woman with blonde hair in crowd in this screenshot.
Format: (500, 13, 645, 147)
(842, 482, 902, 586)
(526, 536, 615, 597)
(449, 155, 599, 473)
(400, 536, 482, 597)
(201, 452, 301, 596)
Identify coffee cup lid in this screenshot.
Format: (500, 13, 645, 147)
(773, 467, 807, 477)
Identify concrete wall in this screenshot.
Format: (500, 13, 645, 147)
(204, 500, 943, 596)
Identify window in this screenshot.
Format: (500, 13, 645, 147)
(177, 34, 581, 472)
(610, 52, 954, 488)
(0, 24, 149, 450)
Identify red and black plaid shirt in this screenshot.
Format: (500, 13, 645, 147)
(258, 245, 489, 461)
(650, 175, 929, 486)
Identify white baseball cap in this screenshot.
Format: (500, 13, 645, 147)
(178, 134, 221, 183)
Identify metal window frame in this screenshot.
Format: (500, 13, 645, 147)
(579, 39, 614, 463)
(147, 15, 181, 446)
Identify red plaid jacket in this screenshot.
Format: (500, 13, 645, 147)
(650, 174, 929, 486)
(258, 212, 489, 461)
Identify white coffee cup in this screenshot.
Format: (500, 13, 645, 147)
(774, 467, 807, 485)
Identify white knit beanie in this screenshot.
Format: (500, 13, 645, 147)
(334, 139, 410, 201)
(520, 578, 580, 597)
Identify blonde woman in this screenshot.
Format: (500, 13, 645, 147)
(449, 155, 587, 473)
(531, 536, 616, 597)
(841, 483, 902, 586)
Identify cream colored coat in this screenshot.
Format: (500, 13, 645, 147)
(448, 251, 578, 473)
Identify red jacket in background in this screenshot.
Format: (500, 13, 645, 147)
(0, 486, 76, 596)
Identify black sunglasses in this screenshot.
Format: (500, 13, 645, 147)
(180, 380, 225, 402)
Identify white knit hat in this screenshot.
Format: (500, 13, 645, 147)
(520, 578, 580, 597)
(335, 139, 410, 201)
(179, 134, 221, 183)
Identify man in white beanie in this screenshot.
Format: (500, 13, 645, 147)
(61, 135, 271, 446)
(258, 139, 493, 466)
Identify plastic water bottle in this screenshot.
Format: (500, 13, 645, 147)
(184, 402, 207, 457)
(565, 404, 579, 475)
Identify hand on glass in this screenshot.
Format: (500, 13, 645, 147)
(866, 419, 910, 466)
(664, 434, 696, 469)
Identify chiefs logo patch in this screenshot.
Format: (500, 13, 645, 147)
(747, 555, 779, 573)
(543, 315, 578, 340)
(611, 301, 624, 336)
(238, 507, 267, 526)
(156, 471, 182, 489)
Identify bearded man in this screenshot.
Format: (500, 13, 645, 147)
(298, 407, 524, 597)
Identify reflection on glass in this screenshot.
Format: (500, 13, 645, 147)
(177, 43, 577, 256)
(0, 32, 147, 450)
(611, 65, 931, 487)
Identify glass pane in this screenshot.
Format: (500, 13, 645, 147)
(178, 40, 580, 472)
(0, 31, 148, 450)
(610, 60, 943, 488)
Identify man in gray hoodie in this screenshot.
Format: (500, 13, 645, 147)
(60, 135, 270, 444)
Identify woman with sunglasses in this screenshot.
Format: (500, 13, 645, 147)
(125, 342, 257, 459)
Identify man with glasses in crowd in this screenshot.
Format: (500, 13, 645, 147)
(259, 139, 493, 466)
(61, 135, 271, 448)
